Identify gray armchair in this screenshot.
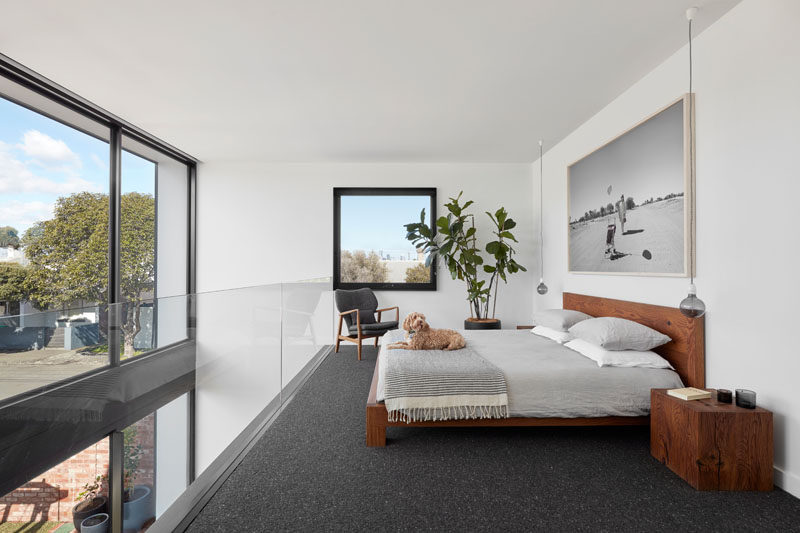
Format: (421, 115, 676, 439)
(334, 288, 399, 360)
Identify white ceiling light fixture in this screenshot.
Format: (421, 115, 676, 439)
(679, 6, 706, 318)
(537, 140, 548, 296)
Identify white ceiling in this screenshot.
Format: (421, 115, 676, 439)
(0, 0, 739, 163)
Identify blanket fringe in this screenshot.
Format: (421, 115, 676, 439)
(387, 404, 509, 424)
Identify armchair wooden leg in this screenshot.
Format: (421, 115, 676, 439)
(357, 339, 362, 361)
(335, 314, 344, 353)
(374, 337, 379, 347)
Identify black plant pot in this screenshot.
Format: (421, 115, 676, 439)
(464, 318, 501, 330)
(73, 496, 108, 532)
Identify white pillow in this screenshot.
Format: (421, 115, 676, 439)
(564, 338, 674, 369)
(531, 326, 572, 344)
(568, 317, 671, 351)
(532, 309, 593, 332)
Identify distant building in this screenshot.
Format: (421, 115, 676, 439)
(0, 245, 28, 265)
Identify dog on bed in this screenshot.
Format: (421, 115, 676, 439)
(389, 313, 466, 351)
(401, 311, 426, 341)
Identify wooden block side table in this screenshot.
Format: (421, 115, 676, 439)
(650, 388, 773, 491)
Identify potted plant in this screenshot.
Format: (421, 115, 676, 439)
(404, 191, 526, 329)
(122, 425, 155, 533)
(72, 475, 108, 532)
(81, 512, 109, 533)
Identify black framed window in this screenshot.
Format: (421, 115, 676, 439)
(334, 187, 436, 291)
(0, 53, 198, 533)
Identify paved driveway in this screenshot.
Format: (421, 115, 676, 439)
(0, 348, 108, 402)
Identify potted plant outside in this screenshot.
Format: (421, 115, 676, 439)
(404, 192, 526, 329)
(72, 475, 108, 532)
(81, 512, 109, 533)
(122, 425, 155, 533)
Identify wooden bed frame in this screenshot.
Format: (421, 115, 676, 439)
(365, 292, 705, 446)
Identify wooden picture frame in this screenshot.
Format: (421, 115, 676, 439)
(567, 95, 695, 277)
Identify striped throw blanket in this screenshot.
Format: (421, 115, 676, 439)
(384, 344, 509, 423)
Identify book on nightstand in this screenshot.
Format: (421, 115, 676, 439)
(667, 387, 712, 401)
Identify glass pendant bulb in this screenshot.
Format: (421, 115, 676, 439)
(679, 283, 706, 318)
(537, 278, 549, 295)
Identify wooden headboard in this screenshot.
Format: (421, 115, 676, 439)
(563, 292, 705, 388)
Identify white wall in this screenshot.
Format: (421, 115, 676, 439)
(197, 163, 535, 330)
(533, 0, 800, 496)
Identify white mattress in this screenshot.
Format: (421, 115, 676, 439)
(377, 329, 683, 418)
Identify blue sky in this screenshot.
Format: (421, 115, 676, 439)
(0, 96, 155, 234)
(341, 195, 430, 256)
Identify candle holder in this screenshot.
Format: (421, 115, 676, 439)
(716, 389, 732, 403)
(735, 389, 756, 409)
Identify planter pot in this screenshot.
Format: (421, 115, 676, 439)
(81, 513, 109, 533)
(464, 318, 501, 330)
(123, 485, 155, 533)
(73, 496, 108, 531)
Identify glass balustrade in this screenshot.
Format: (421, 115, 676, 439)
(0, 277, 333, 532)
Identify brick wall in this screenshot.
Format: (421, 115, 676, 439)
(0, 438, 109, 523)
(0, 413, 156, 524)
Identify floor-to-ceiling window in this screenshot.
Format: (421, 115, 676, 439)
(0, 55, 197, 533)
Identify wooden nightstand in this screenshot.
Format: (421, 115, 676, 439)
(650, 388, 773, 491)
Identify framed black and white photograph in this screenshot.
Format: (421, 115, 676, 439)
(567, 95, 694, 276)
(333, 187, 437, 290)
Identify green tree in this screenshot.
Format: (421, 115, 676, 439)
(23, 191, 155, 357)
(340, 250, 388, 283)
(404, 263, 430, 283)
(0, 263, 29, 303)
(0, 226, 20, 249)
(626, 197, 636, 210)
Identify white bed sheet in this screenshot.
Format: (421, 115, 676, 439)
(377, 329, 683, 418)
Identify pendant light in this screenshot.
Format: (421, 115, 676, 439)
(537, 140, 548, 295)
(679, 6, 706, 318)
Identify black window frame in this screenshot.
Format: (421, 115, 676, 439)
(333, 187, 437, 291)
(0, 52, 198, 533)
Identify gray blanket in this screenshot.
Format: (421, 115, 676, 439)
(383, 344, 509, 423)
(379, 329, 684, 418)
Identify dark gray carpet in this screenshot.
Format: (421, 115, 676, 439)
(188, 346, 800, 532)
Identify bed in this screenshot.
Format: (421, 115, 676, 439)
(366, 292, 705, 446)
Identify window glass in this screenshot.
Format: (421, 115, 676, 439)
(123, 393, 189, 530)
(335, 189, 436, 289)
(120, 149, 156, 359)
(0, 437, 110, 529)
(0, 94, 110, 399)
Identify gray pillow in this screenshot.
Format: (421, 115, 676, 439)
(568, 317, 671, 351)
(532, 309, 593, 332)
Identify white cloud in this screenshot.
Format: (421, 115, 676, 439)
(0, 200, 54, 232)
(16, 130, 81, 169)
(0, 140, 99, 195)
(90, 153, 107, 171)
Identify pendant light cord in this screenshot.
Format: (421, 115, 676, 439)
(688, 18, 695, 285)
(539, 141, 544, 280)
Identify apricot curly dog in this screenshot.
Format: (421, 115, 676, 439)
(388, 314, 466, 351)
(401, 311, 426, 341)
